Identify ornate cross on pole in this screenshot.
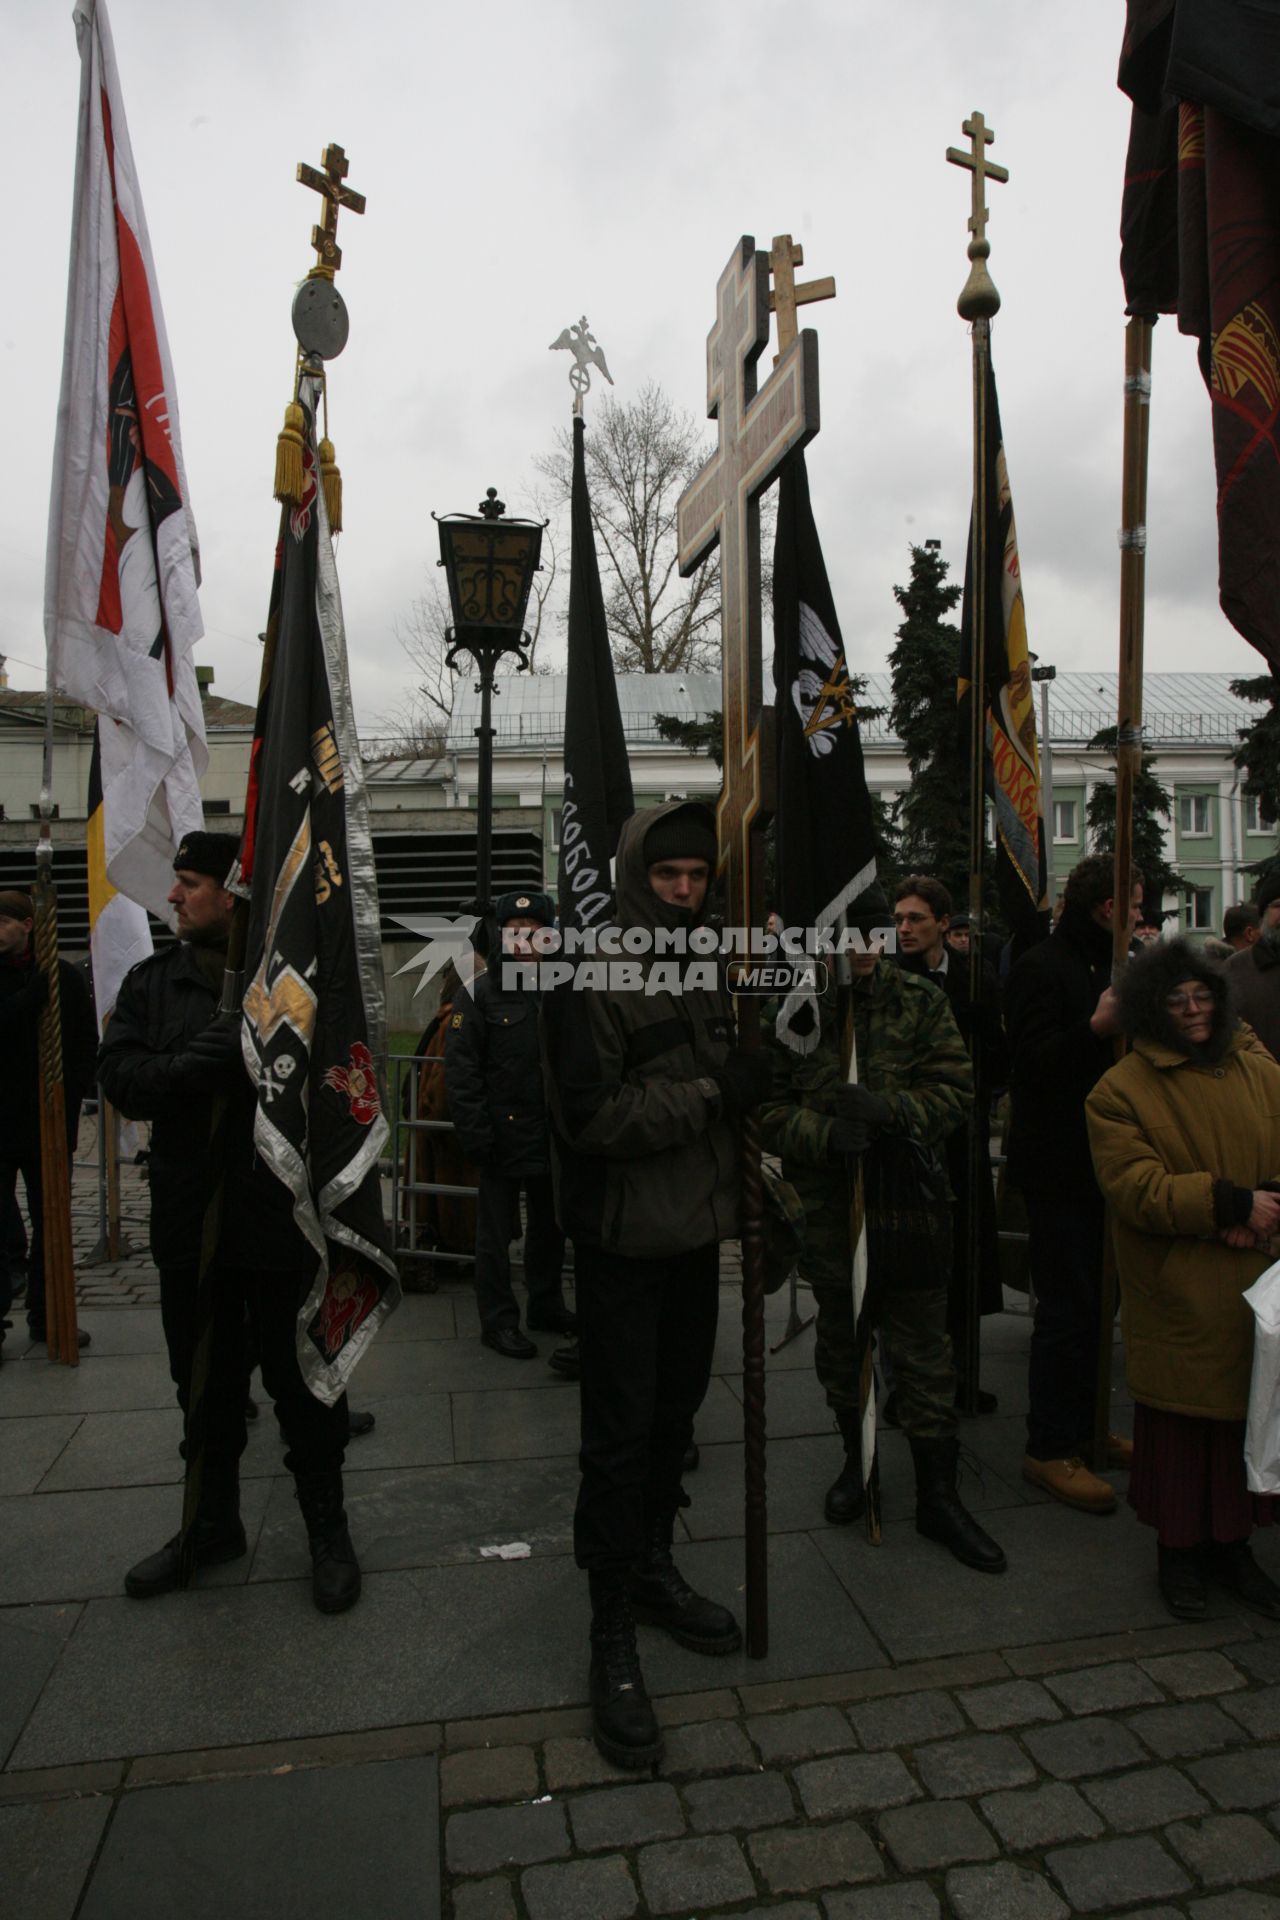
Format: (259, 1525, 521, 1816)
(768, 235, 836, 363)
(677, 235, 824, 1659)
(297, 142, 366, 279)
(678, 236, 820, 928)
(946, 110, 1008, 321)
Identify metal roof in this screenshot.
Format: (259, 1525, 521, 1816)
(435, 669, 1257, 753)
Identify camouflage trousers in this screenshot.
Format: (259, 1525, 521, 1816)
(797, 1188, 957, 1442)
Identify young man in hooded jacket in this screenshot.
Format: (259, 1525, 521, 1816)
(541, 800, 773, 1768)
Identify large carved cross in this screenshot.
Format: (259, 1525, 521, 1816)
(677, 236, 820, 926)
(297, 143, 366, 277)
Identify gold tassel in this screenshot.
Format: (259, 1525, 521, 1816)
(274, 400, 306, 507)
(319, 437, 343, 533)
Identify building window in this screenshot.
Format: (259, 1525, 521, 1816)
(1178, 793, 1211, 837)
(204, 798, 231, 815)
(1052, 798, 1077, 843)
(1188, 887, 1214, 931)
(1246, 794, 1275, 835)
(28, 803, 60, 820)
(549, 805, 563, 851)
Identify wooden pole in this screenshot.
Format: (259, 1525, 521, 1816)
(1094, 314, 1155, 1469)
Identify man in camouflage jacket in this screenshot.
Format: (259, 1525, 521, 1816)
(761, 888, 1006, 1574)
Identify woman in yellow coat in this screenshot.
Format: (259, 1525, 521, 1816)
(1086, 938, 1280, 1621)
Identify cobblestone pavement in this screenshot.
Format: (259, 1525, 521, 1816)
(429, 1621, 1280, 1919)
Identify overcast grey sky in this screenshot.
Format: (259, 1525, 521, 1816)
(1, 0, 1260, 739)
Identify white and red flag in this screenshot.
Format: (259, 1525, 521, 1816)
(45, 0, 206, 923)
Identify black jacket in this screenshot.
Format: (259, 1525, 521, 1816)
(97, 942, 309, 1271)
(443, 967, 551, 1178)
(0, 953, 97, 1150)
(1004, 903, 1116, 1198)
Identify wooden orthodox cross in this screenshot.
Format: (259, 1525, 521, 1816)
(677, 235, 829, 1656)
(678, 237, 822, 929)
(297, 142, 366, 277)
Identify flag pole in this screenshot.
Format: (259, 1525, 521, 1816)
(35, 691, 79, 1365)
(948, 112, 1008, 1416)
(1093, 312, 1155, 1471)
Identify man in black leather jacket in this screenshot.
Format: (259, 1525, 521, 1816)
(98, 832, 360, 1613)
(444, 891, 572, 1359)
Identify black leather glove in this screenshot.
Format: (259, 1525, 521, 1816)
(711, 1048, 776, 1120)
(180, 1014, 245, 1092)
(834, 1083, 893, 1132)
(829, 1116, 873, 1157)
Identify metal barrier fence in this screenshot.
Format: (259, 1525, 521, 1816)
(385, 1051, 479, 1282)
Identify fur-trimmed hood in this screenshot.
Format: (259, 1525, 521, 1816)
(1118, 936, 1234, 1062)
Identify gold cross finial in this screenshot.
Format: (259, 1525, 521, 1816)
(946, 111, 1008, 320)
(296, 142, 366, 279)
(768, 235, 836, 364)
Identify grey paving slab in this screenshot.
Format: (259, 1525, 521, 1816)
(0, 1479, 271, 1606)
(1044, 1661, 1163, 1714)
(0, 1794, 112, 1920)
(794, 1750, 920, 1817)
(446, 1799, 568, 1873)
(0, 1604, 81, 1769)
(682, 1769, 794, 1832)
(329, 1391, 455, 1471)
(638, 1833, 756, 1912)
(747, 1704, 859, 1765)
(1166, 1812, 1280, 1887)
(0, 1415, 82, 1496)
(36, 1409, 184, 1491)
(80, 1756, 439, 1919)
(371, 1291, 460, 1342)
(914, 1732, 1036, 1797)
(944, 1860, 1069, 1920)
(521, 1854, 638, 1920)
(957, 1679, 1062, 1730)
(449, 1383, 581, 1463)
(352, 1334, 564, 1397)
(659, 1718, 755, 1774)
(0, 1350, 177, 1414)
(63, 1308, 168, 1355)
(681, 1433, 932, 1540)
(814, 1499, 1172, 1664)
(748, 1818, 884, 1893)
(1044, 1834, 1192, 1911)
(824, 1889, 940, 1920)
(712, 1304, 815, 1376)
(721, 1361, 836, 1439)
(849, 1689, 964, 1749)
(8, 1573, 449, 1768)
(1079, 1761, 1211, 1830)
(979, 1781, 1106, 1851)
(250, 1456, 577, 1579)
(1190, 1745, 1280, 1810)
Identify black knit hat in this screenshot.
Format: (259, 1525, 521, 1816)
(173, 831, 241, 885)
(847, 881, 894, 935)
(643, 803, 717, 871)
(494, 889, 556, 928)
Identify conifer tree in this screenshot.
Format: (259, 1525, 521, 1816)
(888, 543, 970, 902)
(1085, 726, 1187, 923)
(1232, 675, 1280, 886)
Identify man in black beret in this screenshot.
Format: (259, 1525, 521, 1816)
(98, 833, 363, 1612)
(1226, 870, 1280, 1060)
(445, 890, 572, 1357)
(0, 888, 97, 1358)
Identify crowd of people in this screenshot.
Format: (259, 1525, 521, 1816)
(5, 815, 1280, 1770)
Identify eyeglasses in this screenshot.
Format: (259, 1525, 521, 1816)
(1164, 990, 1215, 1011)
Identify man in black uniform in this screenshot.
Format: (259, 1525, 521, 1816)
(541, 800, 773, 1768)
(444, 891, 573, 1359)
(98, 833, 360, 1611)
(0, 889, 97, 1358)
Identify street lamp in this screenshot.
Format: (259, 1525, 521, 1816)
(434, 487, 544, 921)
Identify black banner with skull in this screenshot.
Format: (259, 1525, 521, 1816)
(772, 448, 879, 1051)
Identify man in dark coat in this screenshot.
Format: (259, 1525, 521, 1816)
(1226, 871, 1280, 1059)
(1004, 851, 1140, 1514)
(0, 889, 97, 1357)
(98, 833, 359, 1613)
(893, 875, 1007, 1413)
(444, 892, 572, 1358)
(541, 800, 773, 1769)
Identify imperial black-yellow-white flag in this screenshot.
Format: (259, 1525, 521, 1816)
(87, 720, 152, 1034)
(45, 0, 205, 921)
(957, 356, 1048, 946)
(234, 376, 398, 1403)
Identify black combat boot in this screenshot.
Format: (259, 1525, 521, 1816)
(125, 1488, 246, 1600)
(588, 1571, 663, 1768)
(824, 1406, 866, 1525)
(909, 1435, 1006, 1574)
(295, 1471, 362, 1614)
(626, 1520, 742, 1654)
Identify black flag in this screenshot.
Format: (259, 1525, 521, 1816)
(235, 375, 399, 1404)
(557, 414, 633, 931)
(772, 448, 878, 1050)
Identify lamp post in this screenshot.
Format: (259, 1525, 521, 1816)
(1031, 659, 1057, 902)
(435, 487, 544, 925)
